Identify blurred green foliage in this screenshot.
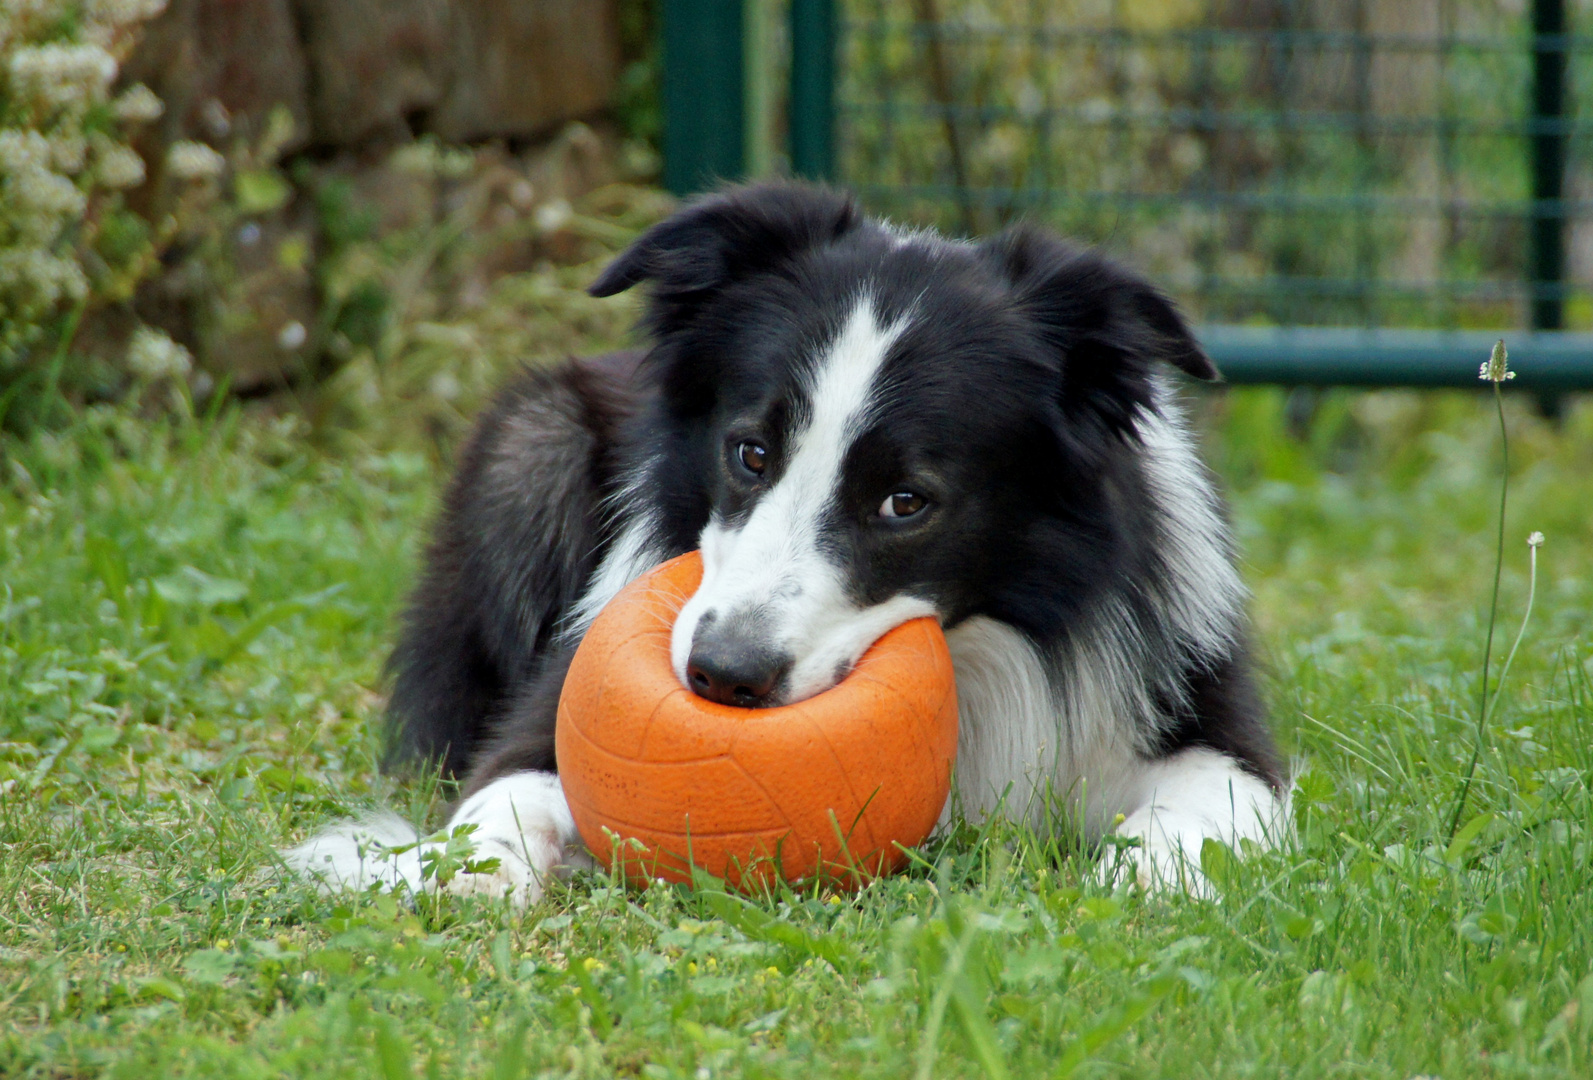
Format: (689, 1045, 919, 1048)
(616, 0, 662, 152)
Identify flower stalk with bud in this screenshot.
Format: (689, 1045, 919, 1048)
(1446, 341, 1543, 842)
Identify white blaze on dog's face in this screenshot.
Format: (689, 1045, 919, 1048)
(670, 297, 937, 706)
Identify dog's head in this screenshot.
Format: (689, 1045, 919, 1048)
(591, 183, 1216, 708)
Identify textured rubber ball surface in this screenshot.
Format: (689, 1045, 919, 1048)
(555, 551, 959, 890)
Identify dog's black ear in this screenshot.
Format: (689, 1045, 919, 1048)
(589, 182, 861, 328)
(981, 225, 1216, 438)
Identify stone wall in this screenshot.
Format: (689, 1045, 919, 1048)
(122, 0, 621, 152)
(109, 0, 632, 395)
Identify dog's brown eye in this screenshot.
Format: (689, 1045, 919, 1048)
(737, 441, 767, 476)
(879, 492, 926, 519)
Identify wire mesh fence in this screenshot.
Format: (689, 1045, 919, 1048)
(836, 0, 1591, 335)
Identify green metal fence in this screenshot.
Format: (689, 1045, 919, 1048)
(661, 0, 1593, 388)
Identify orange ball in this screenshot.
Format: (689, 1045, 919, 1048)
(556, 551, 958, 890)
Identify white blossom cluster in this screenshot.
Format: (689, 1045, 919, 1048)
(165, 140, 225, 181)
(113, 82, 162, 123)
(0, 0, 169, 367)
(0, 128, 91, 359)
(7, 43, 118, 112)
(126, 324, 192, 382)
(95, 137, 147, 189)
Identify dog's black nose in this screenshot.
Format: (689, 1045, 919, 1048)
(686, 639, 789, 708)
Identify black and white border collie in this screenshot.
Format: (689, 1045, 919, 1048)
(288, 182, 1286, 902)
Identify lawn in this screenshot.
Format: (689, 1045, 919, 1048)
(1, 376, 1590, 1078)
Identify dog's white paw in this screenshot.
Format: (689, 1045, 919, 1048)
(286, 771, 588, 909)
(439, 829, 593, 907)
(1104, 807, 1216, 897)
(284, 811, 429, 894)
(435, 771, 589, 907)
(1098, 748, 1287, 897)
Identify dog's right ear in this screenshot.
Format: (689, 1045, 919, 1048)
(589, 182, 860, 330)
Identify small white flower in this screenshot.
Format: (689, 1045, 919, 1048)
(49, 132, 86, 173)
(1527, 531, 1544, 548)
(0, 129, 51, 172)
(126, 325, 192, 381)
(113, 83, 164, 123)
(428, 371, 460, 400)
(0, 248, 88, 305)
(13, 166, 85, 220)
(165, 140, 224, 181)
(1479, 339, 1515, 383)
(96, 142, 146, 189)
(276, 320, 307, 350)
(534, 198, 573, 234)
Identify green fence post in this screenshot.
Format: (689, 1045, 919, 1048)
(663, 0, 746, 196)
(1530, 0, 1570, 415)
(789, 0, 836, 181)
(1530, 0, 1568, 333)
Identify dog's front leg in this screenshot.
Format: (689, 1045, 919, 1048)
(1108, 748, 1288, 895)
(284, 771, 589, 907)
(436, 646, 592, 905)
(439, 771, 591, 906)
(288, 650, 589, 906)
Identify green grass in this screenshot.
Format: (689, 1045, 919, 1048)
(1, 385, 1591, 1079)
